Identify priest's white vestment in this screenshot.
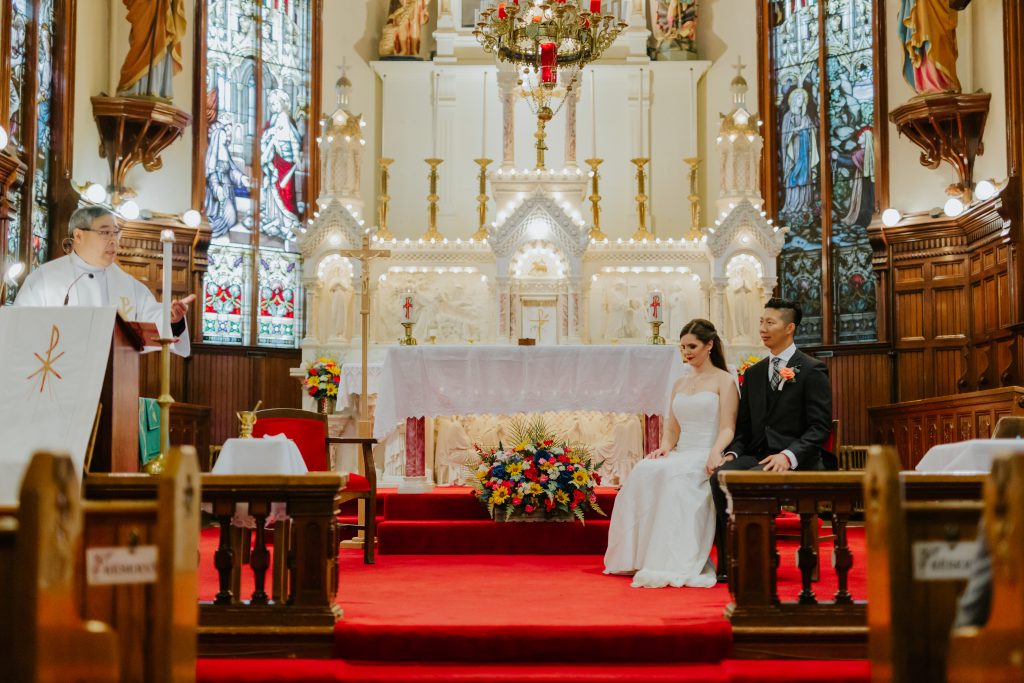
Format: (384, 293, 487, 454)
(13, 252, 191, 356)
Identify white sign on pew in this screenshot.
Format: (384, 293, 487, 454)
(912, 541, 978, 581)
(86, 546, 159, 585)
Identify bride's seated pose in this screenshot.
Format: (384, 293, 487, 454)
(603, 319, 738, 588)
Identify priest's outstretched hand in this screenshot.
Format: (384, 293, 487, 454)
(171, 294, 197, 323)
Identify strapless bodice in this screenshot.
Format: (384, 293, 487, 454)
(671, 391, 720, 451)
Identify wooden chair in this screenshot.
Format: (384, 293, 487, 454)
(947, 452, 1024, 683)
(253, 408, 378, 563)
(865, 445, 984, 683)
(0, 452, 120, 683)
(991, 415, 1024, 439)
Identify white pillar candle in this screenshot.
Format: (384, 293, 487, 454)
(645, 290, 664, 323)
(481, 71, 488, 157)
(400, 292, 416, 323)
(590, 68, 597, 158)
(160, 229, 174, 337)
(431, 71, 439, 158)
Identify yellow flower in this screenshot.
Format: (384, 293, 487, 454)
(555, 490, 569, 504)
(492, 488, 509, 505)
(528, 482, 543, 495)
(569, 454, 581, 464)
(326, 385, 338, 397)
(514, 440, 530, 452)
(572, 469, 589, 486)
(476, 469, 488, 481)
(507, 463, 524, 478)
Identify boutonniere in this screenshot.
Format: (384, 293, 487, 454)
(778, 365, 799, 387)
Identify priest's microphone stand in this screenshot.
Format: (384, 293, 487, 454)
(143, 337, 174, 475)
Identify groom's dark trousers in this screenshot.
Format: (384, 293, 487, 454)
(710, 350, 835, 576)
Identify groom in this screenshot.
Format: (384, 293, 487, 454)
(710, 297, 834, 582)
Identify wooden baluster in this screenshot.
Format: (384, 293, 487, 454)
(832, 499, 854, 604)
(213, 514, 235, 605)
(250, 499, 271, 604)
(797, 505, 818, 604)
(272, 517, 291, 604)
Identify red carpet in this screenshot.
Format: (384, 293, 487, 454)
(198, 487, 869, 682)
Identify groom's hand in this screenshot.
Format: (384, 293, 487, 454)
(759, 453, 792, 472)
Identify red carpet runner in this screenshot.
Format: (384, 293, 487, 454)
(197, 487, 869, 682)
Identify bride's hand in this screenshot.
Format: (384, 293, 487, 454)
(645, 447, 669, 459)
(704, 452, 724, 475)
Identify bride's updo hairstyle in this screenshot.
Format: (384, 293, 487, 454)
(678, 319, 729, 373)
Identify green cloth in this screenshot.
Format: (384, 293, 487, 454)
(138, 397, 161, 466)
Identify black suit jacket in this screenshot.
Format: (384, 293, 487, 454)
(726, 349, 834, 470)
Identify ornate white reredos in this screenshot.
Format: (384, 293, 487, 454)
(296, 199, 365, 282)
(706, 199, 786, 279)
(488, 191, 590, 276)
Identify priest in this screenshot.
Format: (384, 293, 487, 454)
(14, 206, 194, 356)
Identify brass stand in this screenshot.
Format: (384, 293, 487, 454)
(584, 158, 606, 241)
(143, 338, 175, 475)
(422, 158, 444, 241)
(631, 157, 653, 241)
(472, 158, 492, 241)
(683, 157, 703, 241)
(534, 106, 553, 170)
(376, 158, 394, 241)
(648, 321, 665, 345)
(399, 322, 418, 346)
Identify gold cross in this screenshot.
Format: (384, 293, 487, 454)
(530, 308, 550, 340)
(337, 232, 391, 435)
(27, 325, 65, 393)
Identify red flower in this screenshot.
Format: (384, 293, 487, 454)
(557, 455, 569, 464)
(309, 368, 318, 375)
(543, 439, 553, 446)
(573, 489, 585, 503)
(545, 497, 556, 511)
(512, 497, 522, 505)
(525, 468, 539, 481)
(593, 472, 602, 485)
(332, 376, 340, 384)
(525, 504, 535, 513)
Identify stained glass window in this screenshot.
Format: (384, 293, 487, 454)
(31, 0, 55, 269)
(200, 0, 314, 347)
(768, 0, 877, 345)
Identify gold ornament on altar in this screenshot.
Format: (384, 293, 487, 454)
(236, 400, 262, 439)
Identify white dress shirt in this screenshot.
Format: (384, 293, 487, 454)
(768, 343, 799, 469)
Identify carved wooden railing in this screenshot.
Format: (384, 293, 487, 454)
(85, 472, 347, 656)
(720, 471, 984, 658)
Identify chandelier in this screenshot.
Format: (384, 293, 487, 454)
(475, 1, 627, 168)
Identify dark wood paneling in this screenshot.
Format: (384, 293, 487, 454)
(821, 350, 892, 446)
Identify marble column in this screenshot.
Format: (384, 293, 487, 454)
(498, 69, 518, 170)
(710, 277, 729, 333)
(564, 90, 578, 168)
(399, 416, 433, 493)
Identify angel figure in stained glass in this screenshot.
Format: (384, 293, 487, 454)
(260, 89, 304, 240)
(780, 87, 819, 217)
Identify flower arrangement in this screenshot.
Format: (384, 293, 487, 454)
(468, 418, 606, 523)
(303, 357, 341, 401)
(735, 354, 764, 386)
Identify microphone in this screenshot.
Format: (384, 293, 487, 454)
(63, 272, 94, 306)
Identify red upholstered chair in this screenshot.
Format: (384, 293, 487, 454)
(253, 408, 378, 563)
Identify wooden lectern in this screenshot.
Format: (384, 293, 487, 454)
(90, 315, 146, 473)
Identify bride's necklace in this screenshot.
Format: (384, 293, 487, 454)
(683, 369, 707, 394)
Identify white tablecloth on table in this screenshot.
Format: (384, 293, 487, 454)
(209, 435, 307, 527)
(211, 436, 308, 475)
(915, 438, 1024, 474)
(372, 345, 687, 439)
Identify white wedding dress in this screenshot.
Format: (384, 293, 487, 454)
(603, 391, 719, 588)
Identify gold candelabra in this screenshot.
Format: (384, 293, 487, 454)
(684, 157, 703, 241)
(422, 158, 444, 241)
(534, 106, 553, 170)
(473, 158, 491, 241)
(648, 321, 665, 345)
(400, 321, 418, 346)
(631, 157, 653, 241)
(584, 158, 606, 241)
(142, 337, 176, 475)
(376, 158, 394, 241)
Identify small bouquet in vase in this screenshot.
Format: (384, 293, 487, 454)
(303, 357, 341, 412)
(735, 354, 764, 386)
(467, 418, 606, 523)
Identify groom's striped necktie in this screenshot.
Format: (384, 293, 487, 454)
(770, 356, 782, 391)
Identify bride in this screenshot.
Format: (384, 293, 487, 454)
(603, 319, 738, 588)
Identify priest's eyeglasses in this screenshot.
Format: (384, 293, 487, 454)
(82, 228, 122, 242)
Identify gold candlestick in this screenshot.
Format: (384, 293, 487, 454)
(143, 337, 176, 475)
(631, 157, 653, 241)
(684, 157, 703, 241)
(376, 158, 394, 241)
(648, 321, 666, 345)
(472, 158, 492, 241)
(584, 158, 606, 241)
(422, 158, 444, 241)
(534, 106, 553, 170)
(400, 321, 418, 346)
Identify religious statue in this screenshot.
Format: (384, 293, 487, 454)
(650, 0, 698, 61)
(433, 417, 479, 486)
(725, 255, 763, 345)
(204, 113, 250, 238)
(603, 281, 641, 340)
(780, 87, 819, 218)
(327, 283, 353, 342)
(379, 0, 430, 59)
(260, 89, 304, 241)
(117, 0, 187, 100)
(897, 0, 973, 95)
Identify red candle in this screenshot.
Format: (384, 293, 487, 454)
(532, 14, 541, 22)
(497, 3, 507, 19)
(512, 0, 519, 4)
(590, 0, 602, 13)
(540, 42, 556, 69)
(541, 66, 557, 85)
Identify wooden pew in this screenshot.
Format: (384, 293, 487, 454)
(865, 446, 984, 683)
(0, 452, 120, 683)
(78, 446, 200, 683)
(947, 453, 1024, 683)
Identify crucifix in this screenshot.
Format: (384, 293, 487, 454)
(337, 231, 390, 437)
(530, 308, 550, 341)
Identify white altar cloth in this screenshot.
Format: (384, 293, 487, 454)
(915, 438, 1024, 474)
(211, 436, 308, 475)
(372, 345, 686, 439)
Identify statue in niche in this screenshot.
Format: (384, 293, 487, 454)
(604, 281, 641, 339)
(117, 0, 187, 99)
(897, 0, 973, 95)
(326, 282, 352, 341)
(433, 417, 478, 486)
(726, 260, 762, 345)
(379, 0, 430, 59)
(650, 0, 698, 61)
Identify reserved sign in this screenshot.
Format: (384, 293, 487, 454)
(86, 546, 158, 585)
(912, 541, 978, 581)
